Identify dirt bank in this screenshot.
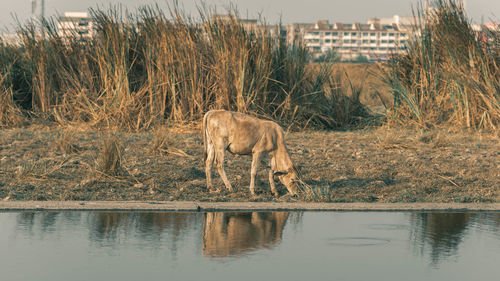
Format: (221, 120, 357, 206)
(0, 125, 499, 203)
(1, 201, 500, 212)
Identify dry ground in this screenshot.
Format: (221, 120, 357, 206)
(0, 125, 499, 202)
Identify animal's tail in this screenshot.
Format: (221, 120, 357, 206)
(202, 112, 208, 165)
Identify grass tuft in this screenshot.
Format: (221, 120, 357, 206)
(96, 134, 124, 176)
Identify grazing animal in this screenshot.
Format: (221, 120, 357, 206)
(202, 110, 298, 196)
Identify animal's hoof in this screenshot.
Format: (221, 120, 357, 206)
(209, 188, 221, 193)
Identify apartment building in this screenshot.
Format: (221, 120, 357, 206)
(297, 15, 413, 61)
(57, 12, 93, 39)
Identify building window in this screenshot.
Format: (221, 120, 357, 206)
(363, 32, 368, 36)
(343, 39, 349, 43)
(380, 47, 387, 50)
(325, 32, 330, 35)
(382, 32, 387, 36)
(325, 39, 331, 43)
(351, 39, 357, 43)
(389, 33, 394, 36)
(362, 39, 368, 43)
(370, 32, 376, 36)
(381, 40, 388, 43)
(370, 40, 376, 43)
(344, 32, 349, 36)
(351, 32, 357, 36)
(332, 39, 337, 43)
(401, 33, 407, 36)
(389, 40, 394, 43)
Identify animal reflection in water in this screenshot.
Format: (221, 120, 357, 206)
(202, 212, 289, 257)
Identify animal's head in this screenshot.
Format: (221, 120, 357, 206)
(274, 166, 300, 196)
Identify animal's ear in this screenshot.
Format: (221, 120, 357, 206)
(273, 171, 288, 177)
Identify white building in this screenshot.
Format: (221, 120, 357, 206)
(57, 12, 93, 39)
(298, 16, 412, 61)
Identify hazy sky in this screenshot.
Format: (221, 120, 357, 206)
(1, 0, 498, 31)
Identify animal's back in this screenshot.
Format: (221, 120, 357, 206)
(204, 110, 286, 155)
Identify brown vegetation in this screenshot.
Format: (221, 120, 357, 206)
(0, 126, 498, 202)
(0, 5, 367, 130)
(380, 0, 500, 131)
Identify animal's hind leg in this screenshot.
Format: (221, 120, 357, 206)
(205, 144, 216, 192)
(215, 147, 233, 192)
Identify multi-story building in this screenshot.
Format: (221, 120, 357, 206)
(57, 12, 93, 39)
(297, 15, 413, 61)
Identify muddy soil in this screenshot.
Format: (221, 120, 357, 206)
(0, 126, 498, 202)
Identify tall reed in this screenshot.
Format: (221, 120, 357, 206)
(380, 0, 500, 131)
(0, 4, 367, 130)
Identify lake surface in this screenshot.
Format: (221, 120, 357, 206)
(1, 211, 500, 281)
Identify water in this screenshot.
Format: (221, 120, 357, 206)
(1, 211, 500, 281)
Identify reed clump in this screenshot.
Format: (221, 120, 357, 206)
(380, 0, 500, 131)
(0, 72, 25, 127)
(151, 126, 172, 155)
(0, 5, 367, 130)
(0, 44, 25, 127)
(53, 129, 79, 154)
(96, 134, 124, 176)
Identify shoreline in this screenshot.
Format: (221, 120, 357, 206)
(2, 201, 500, 212)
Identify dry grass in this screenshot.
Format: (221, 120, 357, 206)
(332, 63, 390, 109)
(0, 73, 25, 127)
(96, 134, 124, 177)
(0, 126, 498, 202)
(151, 126, 172, 155)
(53, 129, 79, 154)
(0, 5, 368, 131)
(1, 1, 499, 135)
(381, 0, 500, 131)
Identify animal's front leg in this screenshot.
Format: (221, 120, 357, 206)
(269, 156, 278, 196)
(215, 148, 233, 192)
(249, 152, 261, 195)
